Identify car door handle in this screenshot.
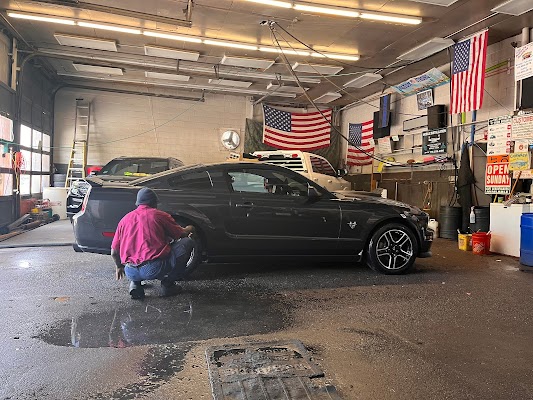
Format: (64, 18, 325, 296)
(235, 202, 254, 208)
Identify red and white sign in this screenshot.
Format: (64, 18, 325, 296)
(485, 162, 511, 195)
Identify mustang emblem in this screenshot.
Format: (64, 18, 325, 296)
(348, 221, 357, 229)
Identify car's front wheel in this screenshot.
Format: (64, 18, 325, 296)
(367, 223, 418, 274)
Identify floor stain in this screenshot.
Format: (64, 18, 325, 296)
(36, 289, 292, 348)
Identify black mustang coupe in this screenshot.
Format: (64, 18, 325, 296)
(73, 162, 432, 275)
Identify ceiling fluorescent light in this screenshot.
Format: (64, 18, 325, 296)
(491, 0, 533, 16)
(314, 92, 342, 103)
(73, 63, 124, 75)
(144, 45, 199, 61)
(312, 52, 359, 61)
(259, 47, 311, 56)
(143, 31, 202, 43)
(145, 71, 190, 81)
(246, 0, 292, 8)
(397, 37, 454, 61)
(293, 4, 360, 18)
(204, 40, 258, 51)
(77, 22, 141, 34)
(221, 55, 275, 69)
(407, 0, 459, 5)
(208, 79, 253, 88)
(54, 34, 117, 51)
(267, 83, 308, 93)
(360, 12, 422, 25)
(7, 12, 75, 25)
(344, 73, 383, 88)
(292, 62, 343, 75)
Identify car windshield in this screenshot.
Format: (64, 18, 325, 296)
(98, 159, 169, 177)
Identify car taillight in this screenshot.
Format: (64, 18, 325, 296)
(102, 232, 115, 237)
(292, 154, 298, 158)
(81, 194, 89, 212)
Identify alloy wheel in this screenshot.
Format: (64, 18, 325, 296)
(375, 229, 414, 270)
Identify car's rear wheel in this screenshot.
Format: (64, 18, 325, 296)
(174, 220, 203, 279)
(367, 223, 418, 274)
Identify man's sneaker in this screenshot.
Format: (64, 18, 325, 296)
(160, 282, 181, 297)
(129, 281, 145, 300)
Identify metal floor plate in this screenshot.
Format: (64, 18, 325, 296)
(206, 340, 341, 400)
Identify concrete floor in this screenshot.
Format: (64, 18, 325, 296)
(0, 223, 532, 400)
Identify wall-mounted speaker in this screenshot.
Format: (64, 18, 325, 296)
(427, 105, 447, 130)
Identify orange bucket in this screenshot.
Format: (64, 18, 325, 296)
(472, 232, 491, 255)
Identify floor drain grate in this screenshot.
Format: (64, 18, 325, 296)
(206, 340, 341, 399)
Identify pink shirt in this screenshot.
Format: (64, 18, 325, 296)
(111, 205, 185, 265)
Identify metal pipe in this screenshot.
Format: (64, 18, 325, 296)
(18, 0, 192, 27)
(59, 84, 205, 102)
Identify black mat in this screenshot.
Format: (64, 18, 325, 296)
(206, 340, 341, 399)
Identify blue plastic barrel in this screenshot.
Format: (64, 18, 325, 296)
(520, 213, 533, 267)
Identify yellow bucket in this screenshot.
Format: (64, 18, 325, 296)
(458, 233, 472, 251)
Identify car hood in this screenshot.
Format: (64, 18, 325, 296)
(334, 191, 419, 211)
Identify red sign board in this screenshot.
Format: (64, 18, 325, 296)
(485, 162, 511, 194)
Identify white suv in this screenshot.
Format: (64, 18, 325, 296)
(252, 150, 351, 192)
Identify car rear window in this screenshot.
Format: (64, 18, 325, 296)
(258, 155, 305, 172)
(99, 159, 169, 177)
(309, 156, 336, 176)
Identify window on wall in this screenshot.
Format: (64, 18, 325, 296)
(19, 124, 51, 196)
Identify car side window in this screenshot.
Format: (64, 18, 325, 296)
(228, 169, 308, 197)
(144, 171, 212, 190)
(309, 155, 336, 176)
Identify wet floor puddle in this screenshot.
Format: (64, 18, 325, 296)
(36, 289, 292, 348)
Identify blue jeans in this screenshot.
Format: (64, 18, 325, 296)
(124, 237, 194, 286)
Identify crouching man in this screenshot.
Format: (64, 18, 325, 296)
(111, 187, 195, 299)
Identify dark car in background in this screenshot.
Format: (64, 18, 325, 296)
(73, 162, 432, 275)
(66, 156, 183, 218)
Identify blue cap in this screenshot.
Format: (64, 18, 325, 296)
(135, 187, 158, 207)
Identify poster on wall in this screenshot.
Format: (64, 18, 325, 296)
(514, 140, 531, 152)
(485, 162, 511, 194)
(515, 42, 533, 81)
(509, 152, 530, 171)
(511, 115, 533, 140)
(416, 89, 434, 110)
(0, 115, 13, 142)
(422, 128, 447, 155)
(487, 116, 512, 155)
(391, 68, 449, 96)
(377, 137, 392, 154)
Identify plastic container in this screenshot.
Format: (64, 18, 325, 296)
(472, 232, 491, 255)
(520, 213, 533, 267)
(42, 187, 68, 220)
(458, 233, 472, 251)
(428, 219, 439, 237)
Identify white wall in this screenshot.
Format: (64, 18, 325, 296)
(54, 88, 252, 166)
(341, 33, 521, 174)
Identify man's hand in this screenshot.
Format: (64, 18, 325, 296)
(182, 225, 196, 238)
(116, 266, 125, 280)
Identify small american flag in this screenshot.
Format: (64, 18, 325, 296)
(450, 29, 488, 114)
(347, 120, 374, 166)
(262, 104, 331, 150)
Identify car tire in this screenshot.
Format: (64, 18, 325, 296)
(174, 220, 203, 279)
(367, 223, 418, 275)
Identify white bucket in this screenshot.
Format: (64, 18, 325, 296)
(43, 187, 68, 220)
(428, 218, 439, 238)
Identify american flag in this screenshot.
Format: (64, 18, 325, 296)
(346, 120, 374, 166)
(450, 29, 488, 114)
(262, 104, 331, 150)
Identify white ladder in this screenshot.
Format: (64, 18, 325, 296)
(65, 99, 91, 188)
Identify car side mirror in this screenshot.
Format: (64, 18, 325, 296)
(307, 185, 321, 200)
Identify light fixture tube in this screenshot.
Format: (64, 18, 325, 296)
(77, 22, 141, 34)
(259, 47, 311, 56)
(143, 31, 202, 43)
(293, 4, 360, 18)
(203, 40, 258, 50)
(7, 12, 75, 25)
(359, 12, 422, 25)
(312, 52, 359, 61)
(246, 0, 292, 8)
